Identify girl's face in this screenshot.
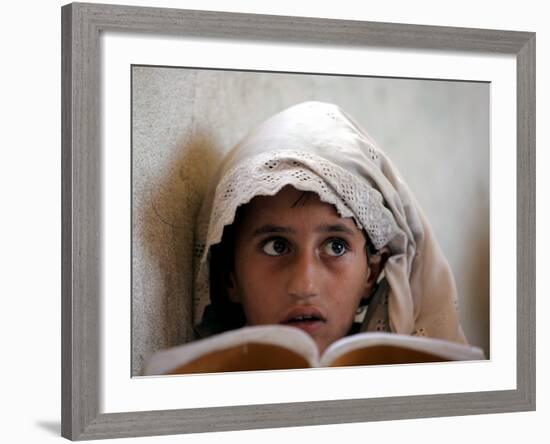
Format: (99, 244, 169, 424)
(227, 186, 375, 353)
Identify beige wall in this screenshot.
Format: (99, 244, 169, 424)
(132, 66, 489, 375)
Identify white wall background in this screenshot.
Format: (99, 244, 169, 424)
(132, 67, 489, 375)
(0, 0, 546, 443)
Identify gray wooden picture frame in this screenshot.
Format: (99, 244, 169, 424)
(61, 2, 536, 440)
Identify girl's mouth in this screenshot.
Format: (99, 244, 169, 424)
(281, 309, 327, 334)
(284, 314, 323, 323)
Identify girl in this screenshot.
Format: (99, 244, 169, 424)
(192, 101, 468, 352)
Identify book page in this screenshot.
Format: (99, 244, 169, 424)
(170, 343, 312, 374)
(320, 333, 486, 368)
(144, 325, 320, 375)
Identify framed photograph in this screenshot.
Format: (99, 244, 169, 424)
(61, 2, 535, 440)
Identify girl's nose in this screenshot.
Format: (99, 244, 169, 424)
(286, 250, 320, 301)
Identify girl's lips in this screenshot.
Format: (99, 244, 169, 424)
(283, 319, 325, 334)
(280, 307, 327, 334)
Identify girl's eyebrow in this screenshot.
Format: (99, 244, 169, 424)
(316, 223, 355, 235)
(252, 224, 295, 236)
(251, 223, 354, 236)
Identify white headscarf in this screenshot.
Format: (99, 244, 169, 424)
(193, 101, 468, 344)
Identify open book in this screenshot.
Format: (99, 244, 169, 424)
(143, 325, 486, 376)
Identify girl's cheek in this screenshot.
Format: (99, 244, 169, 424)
(325, 257, 354, 272)
(249, 258, 280, 276)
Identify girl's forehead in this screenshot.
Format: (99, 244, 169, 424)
(246, 186, 334, 215)
(237, 186, 361, 234)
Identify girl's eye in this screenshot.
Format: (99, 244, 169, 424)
(261, 238, 289, 256)
(323, 238, 348, 257)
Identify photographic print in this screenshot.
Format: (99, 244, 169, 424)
(131, 67, 489, 376)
